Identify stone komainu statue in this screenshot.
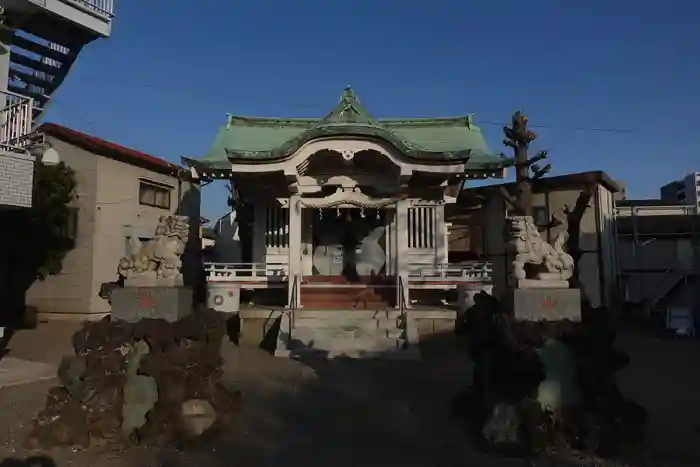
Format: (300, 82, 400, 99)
(118, 215, 190, 286)
(508, 215, 574, 287)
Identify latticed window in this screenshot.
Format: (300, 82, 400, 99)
(264, 206, 289, 248)
(408, 206, 436, 249)
(139, 181, 171, 209)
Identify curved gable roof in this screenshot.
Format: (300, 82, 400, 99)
(195, 87, 510, 171)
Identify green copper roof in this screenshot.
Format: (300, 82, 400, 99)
(199, 87, 509, 169)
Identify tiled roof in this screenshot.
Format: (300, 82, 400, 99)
(39, 123, 179, 175)
(196, 87, 507, 169)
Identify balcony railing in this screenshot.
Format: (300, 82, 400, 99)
(0, 90, 33, 151)
(63, 0, 114, 18)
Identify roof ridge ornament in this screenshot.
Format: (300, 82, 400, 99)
(340, 86, 357, 104)
(312, 86, 377, 127)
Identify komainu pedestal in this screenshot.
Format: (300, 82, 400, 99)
(110, 215, 195, 322)
(110, 286, 193, 323)
(509, 288, 581, 322)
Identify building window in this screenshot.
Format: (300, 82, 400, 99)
(139, 181, 171, 209)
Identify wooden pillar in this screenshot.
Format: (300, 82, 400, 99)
(301, 208, 313, 276)
(287, 195, 302, 307)
(435, 203, 447, 266)
(395, 199, 411, 308)
(252, 204, 265, 264)
(385, 209, 395, 276)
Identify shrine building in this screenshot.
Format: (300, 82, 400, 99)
(184, 88, 511, 358)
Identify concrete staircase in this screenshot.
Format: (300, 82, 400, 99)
(275, 309, 421, 360)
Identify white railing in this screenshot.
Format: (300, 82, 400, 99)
(407, 261, 493, 282)
(205, 262, 289, 282)
(204, 260, 492, 284)
(0, 91, 33, 151)
(615, 204, 697, 217)
(64, 0, 115, 18)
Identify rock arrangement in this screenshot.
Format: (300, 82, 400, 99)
(452, 292, 647, 457)
(25, 310, 240, 450)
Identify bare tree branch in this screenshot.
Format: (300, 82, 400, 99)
(499, 186, 524, 213)
(531, 163, 552, 180)
(515, 151, 549, 169)
(563, 190, 591, 221)
(563, 190, 592, 280)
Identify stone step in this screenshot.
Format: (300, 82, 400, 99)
(292, 317, 400, 330)
(291, 326, 403, 341)
(299, 301, 392, 310)
(300, 293, 391, 303)
(299, 290, 395, 309)
(300, 286, 393, 295)
(291, 326, 405, 341)
(291, 310, 402, 319)
(300, 294, 389, 302)
(302, 275, 397, 285)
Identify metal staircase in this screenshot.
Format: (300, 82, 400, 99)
(642, 269, 685, 317)
(2, 0, 114, 124)
(9, 32, 77, 121)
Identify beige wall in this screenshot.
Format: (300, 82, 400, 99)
(481, 183, 617, 308)
(27, 137, 182, 318)
(26, 138, 99, 316)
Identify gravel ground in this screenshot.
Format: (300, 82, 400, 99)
(0, 325, 699, 467)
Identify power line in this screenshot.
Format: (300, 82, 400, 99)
(478, 120, 634, 134)
(46, 80, 637, 135)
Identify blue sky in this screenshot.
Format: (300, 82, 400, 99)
(46, 0, 699, 221)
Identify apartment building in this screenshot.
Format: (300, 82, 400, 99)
(0, 0, 114, 210)
(660, 172, 700, 213)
